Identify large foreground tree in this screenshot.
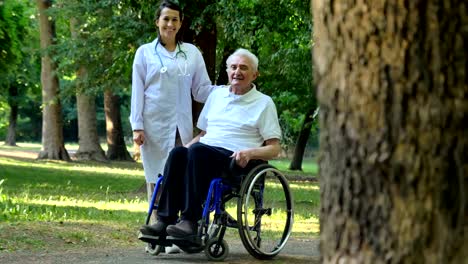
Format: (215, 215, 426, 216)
(313, 0, 467, 263)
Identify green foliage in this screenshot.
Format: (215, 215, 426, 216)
(52, 0, 157, 98)
(0, 0, 26, 76)
(214, 0, 315, 144)
(0, 0, 42, 141)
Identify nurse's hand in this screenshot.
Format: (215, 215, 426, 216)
(133, 130, 145, 146)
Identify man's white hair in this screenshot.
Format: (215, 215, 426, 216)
(226, 48, 259, 72)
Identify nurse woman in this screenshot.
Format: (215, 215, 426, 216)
(129, 0, 216, 222)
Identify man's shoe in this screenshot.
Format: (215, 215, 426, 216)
(166, 220, 197, 238)
(139, 221, 169, 236)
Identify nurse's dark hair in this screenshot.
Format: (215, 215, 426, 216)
(154, 0, 184, 45)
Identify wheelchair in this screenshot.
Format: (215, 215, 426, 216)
(138, 159, 294, 261)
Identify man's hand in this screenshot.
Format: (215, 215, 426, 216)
(133, 130, 145, 146)
(231, 150, 252, 168)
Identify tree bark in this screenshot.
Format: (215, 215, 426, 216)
(182, 12, 217, 126)
(5, 84, 18, 146)
(36, 0, 70, 161)
(313, 0, 468, 263)
(289, 107, 317, 171)
(70, 18, 107, 161)
(75, 91, 107, 161)
(104, 89, 132, 161)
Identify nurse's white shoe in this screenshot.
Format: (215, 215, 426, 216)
(165, 244, 181, 254)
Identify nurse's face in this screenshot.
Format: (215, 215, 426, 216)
(155, 7, 182, 43)
(227, 55, 258, 95)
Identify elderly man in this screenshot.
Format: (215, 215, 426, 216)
(140, 48, 282, 239)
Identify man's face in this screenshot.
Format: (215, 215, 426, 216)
(227, 55, 258, 93)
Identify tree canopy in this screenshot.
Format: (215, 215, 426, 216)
(0, 0, 316, 159)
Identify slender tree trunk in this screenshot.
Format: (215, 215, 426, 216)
(70, 18, 107, 161)
(36, 0, 70, 161)
(313, 0, 468, 263)
(182, 12, 217, 126)
(289, 107, 316, 171)
(75, 91, 107, 161)
(5, 84, 18, 146)
(104, 89, 132, 161)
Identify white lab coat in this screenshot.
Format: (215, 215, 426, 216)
(130, 38, 215, 183)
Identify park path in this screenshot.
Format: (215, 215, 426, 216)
(0, 238, 320, 264)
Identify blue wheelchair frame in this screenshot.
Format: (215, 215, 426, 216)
(140, 161, 293, 261)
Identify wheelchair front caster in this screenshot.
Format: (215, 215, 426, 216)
(205, 238, 229, 261)
(145, 243, 164, 256)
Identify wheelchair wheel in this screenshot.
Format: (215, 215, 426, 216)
(145, 243, 164, 256)
(237, 164, 293, 260)
(205, 238, 229, 261)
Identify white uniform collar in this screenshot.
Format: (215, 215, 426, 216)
(154, 38, 184, 58)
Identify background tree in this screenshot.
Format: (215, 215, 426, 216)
(313, 0, 467, 263)
(0, 0, 34, 146)
(54, 0, 152, 160)
(70, 17, 106, 161)
(36, 0, 70, 161)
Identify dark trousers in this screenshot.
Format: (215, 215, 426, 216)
(156, 142, 233, 223)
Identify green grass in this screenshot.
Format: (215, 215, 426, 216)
(0, 141, 134, 153)
(0, 142, 319, 253)
(269, 158, 318, 177)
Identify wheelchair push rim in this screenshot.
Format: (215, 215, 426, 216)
(237, 164, 294, 259)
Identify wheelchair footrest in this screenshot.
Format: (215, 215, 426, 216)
(167, 235, 202, 248)
(138, 233, 172, 246)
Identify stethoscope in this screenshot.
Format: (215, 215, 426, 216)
(155, 39, 189, 76)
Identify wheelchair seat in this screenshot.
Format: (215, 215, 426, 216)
(220, 159, 267, 190)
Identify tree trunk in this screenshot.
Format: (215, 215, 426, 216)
(289, 107, 316, 171)
(5, 84, 18, 146)
(104, 89, 132, 161)
(70, 18, 107, 161)
(75, 91, 107, 161)
(182, 13, 217, 126)
(36, 0, 70, 161)
(313, 0, 468, 263)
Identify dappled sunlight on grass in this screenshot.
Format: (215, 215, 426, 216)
(21, 197, 147, 213)
(289, 182, 319, 190)
(0, 156, 143, 177)
(269, 158, 318, 176)
(0, 141, 134, 155)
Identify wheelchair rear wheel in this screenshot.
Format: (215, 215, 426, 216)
(237, 164, 293, 260)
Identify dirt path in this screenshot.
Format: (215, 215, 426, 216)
(0, 238, 320, 264)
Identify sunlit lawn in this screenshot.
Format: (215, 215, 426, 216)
(0, 142, 319, 253)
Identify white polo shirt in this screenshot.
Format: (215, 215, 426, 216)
(197, 85, 281, 152)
